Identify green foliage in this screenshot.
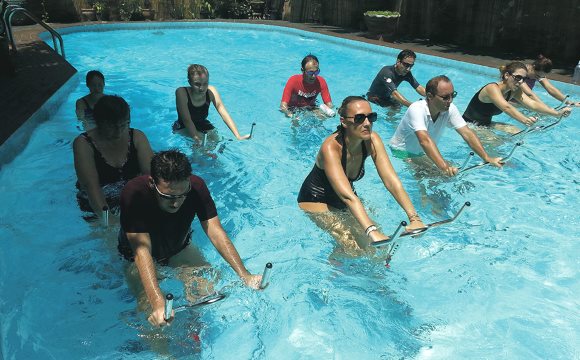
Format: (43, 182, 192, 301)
(119, 0, 142, 21)
(93, 1, 105, 14)
(209, 0, 252, 19)
(40, 0, 49, 22)
(364, 10, 401, 18)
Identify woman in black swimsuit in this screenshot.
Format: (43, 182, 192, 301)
(463, 62, 571, 133)
(75, 70, 106, 131)
(174, 64, 250, 145)
(73, 95, 154, 216)
(298, 96, 425, 253)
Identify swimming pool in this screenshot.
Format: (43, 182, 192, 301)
(1, 22, 579, 359)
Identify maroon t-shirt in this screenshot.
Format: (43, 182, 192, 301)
(118, 175, 217, 262)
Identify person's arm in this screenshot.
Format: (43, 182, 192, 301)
(483, 84, 537, 126)
(370, 133, 426, 230)
(73, 135, 108, 214)
(538, 78, 577, 104)
(513, 88, 571, 117)
(455, 126, 502, 168)
(280, 77, 295, 117)
(318, 77, 334, 108)
(201, 216, 261, 288)
(75, 98, 85, 121)
(321, 142, 387, 246)
(415, 130, 457, 176)
(390, 90, 413, 107)
(133, 129, 154, 174)
(209, 86, 250, 140)
(415, 85, 426, 97)
(126, 232, 169, 327)
(518, 82, 543, 103)
(175, 87, 203, 143)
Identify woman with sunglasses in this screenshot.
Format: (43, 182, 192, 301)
(298, 96, 425, 253)
(462, 62, 571, 132)
(280, 54, 334, 118)
(74, 95, 154, 217)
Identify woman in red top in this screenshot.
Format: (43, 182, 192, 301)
(280, 55, 334, 118)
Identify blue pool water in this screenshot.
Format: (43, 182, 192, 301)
(1, 23, 579, 359)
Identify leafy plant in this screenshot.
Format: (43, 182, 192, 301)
(93, 1, 105, 14)
(40, 0, 49, 22)
(364, 10, 401, 18)
(119, 0, 142, 21)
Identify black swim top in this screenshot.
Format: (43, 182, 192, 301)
(82, 97, 94, 120)
(174, 88, 215, 132)
(81, 129, 141, 186)
(463, 83, 512, 126)
(297, 131, 369, 209)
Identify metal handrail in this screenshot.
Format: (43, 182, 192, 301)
(3, 5, 65, 58)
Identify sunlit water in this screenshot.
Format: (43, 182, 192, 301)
(1, 23, 579, 359)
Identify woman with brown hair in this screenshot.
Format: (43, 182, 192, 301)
(297, 96, 425, 253)
(462, 61, 571, 132)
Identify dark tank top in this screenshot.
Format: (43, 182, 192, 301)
(297, 131, 369, 209)
(463, 83, 511, 126)
(81, 128, 140, 185)
(174, 88, 215, 132)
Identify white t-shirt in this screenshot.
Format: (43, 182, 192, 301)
(389, 100, 466, 155)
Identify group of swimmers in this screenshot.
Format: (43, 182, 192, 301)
(71, 50, 575, 327)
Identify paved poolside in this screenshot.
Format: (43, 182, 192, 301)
(1, 19, 576, 146)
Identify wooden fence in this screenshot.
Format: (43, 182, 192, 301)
(284, 0, 580, 65)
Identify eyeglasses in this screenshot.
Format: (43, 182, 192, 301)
(435, 91, 458, 102)
(344, 112, 378, 124)
(304, 69, 320, 76)
(510, 74, 526, 83)
(400, 61, 414, 69)
(153, 181, 191, 200)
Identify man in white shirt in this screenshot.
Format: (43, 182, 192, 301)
(389, 75, 503, 176)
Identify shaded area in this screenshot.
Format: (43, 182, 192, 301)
(0, 27, 76, 146)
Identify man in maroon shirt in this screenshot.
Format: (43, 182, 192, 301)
(119, 149, 261, 327)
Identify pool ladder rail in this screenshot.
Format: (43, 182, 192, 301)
(1, 1, 65, 58)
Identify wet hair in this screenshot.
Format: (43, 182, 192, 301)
(397, 49, 416, 61)
(532, 54, 553, 74)
(93, 95, 130, 129)
(301, 54, 319, 70)
(425, 75, 452, 96)
(86, 70, 104, 85)
(187, 64, 209, 82)
(151, 149, 192, 184)
(499, 62, 527, 79)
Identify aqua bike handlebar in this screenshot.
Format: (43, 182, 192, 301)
(164, 293, 174, 321)
(101, 206, 109, 227)
(400, 201, 471, 237)
(164, 292, 226, 317)
(554, 95, 569, 111)
(259, 262, 272, 289)
(459, 142, 522, 174)
(512, 114, 565, 137)
(249, 122, 256, 139)
(371, 221, 407, 266)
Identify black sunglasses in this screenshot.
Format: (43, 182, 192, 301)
(435, 91, 458, 102)
(510, 74, 526, 83)
(400, 61, 414, 69)
(344, 112, 378, 124)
